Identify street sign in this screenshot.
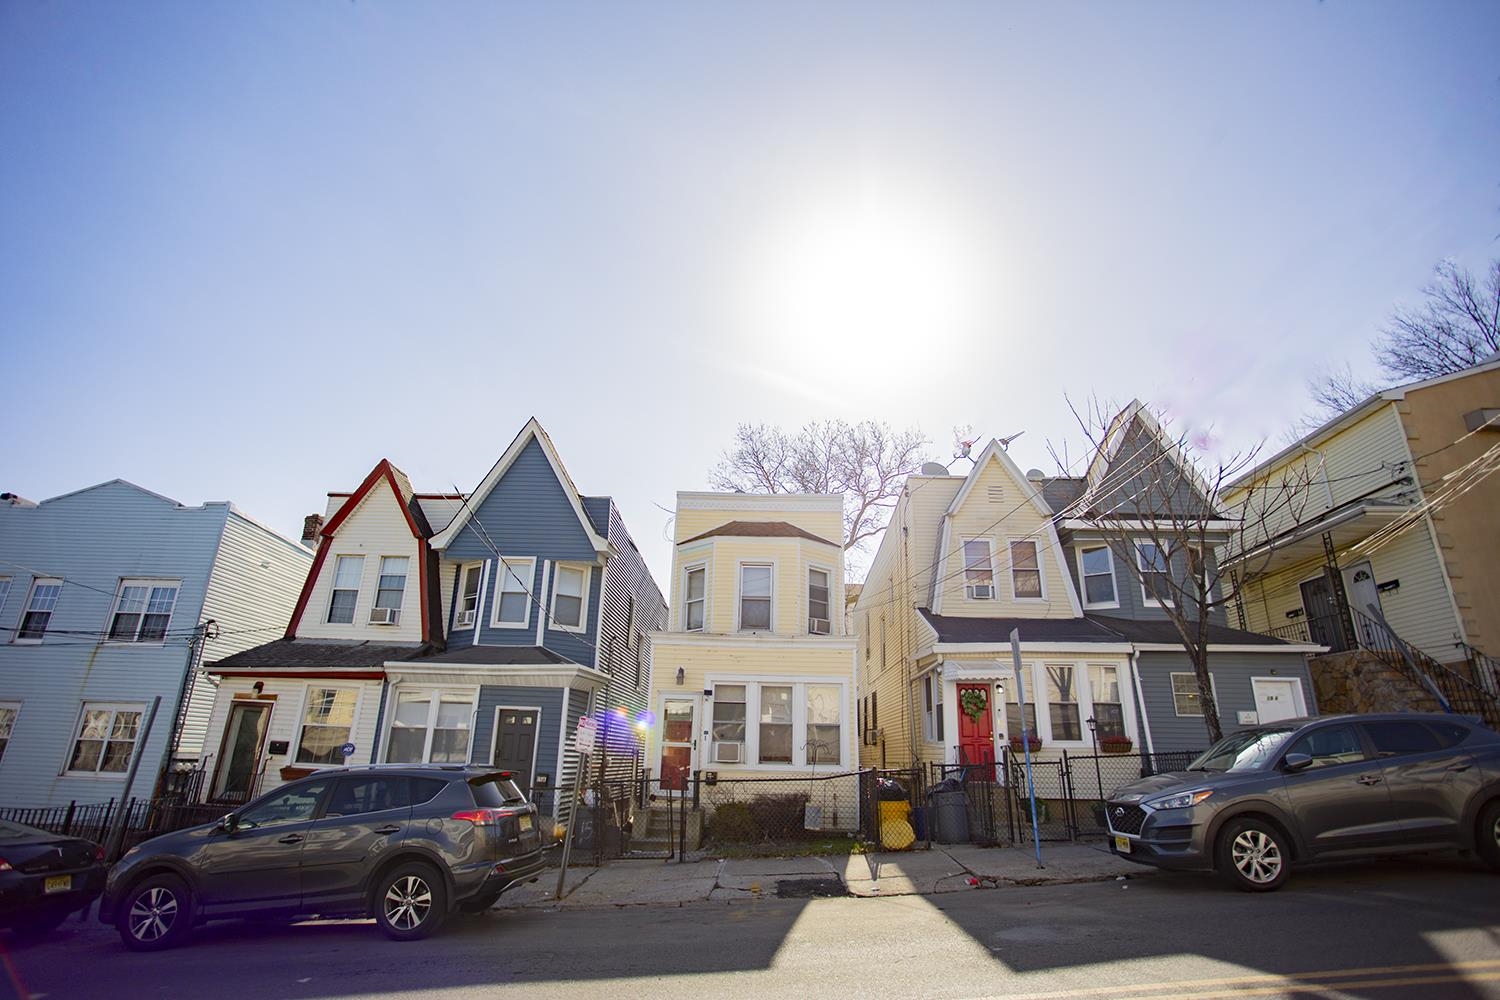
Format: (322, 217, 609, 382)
(572, 716, 599, 755)
(340, 742, 356, 759)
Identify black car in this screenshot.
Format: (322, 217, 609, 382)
(99, 765, 546, 950)
(1105, 712, 1500, 891)
(0, 820, 107, 938)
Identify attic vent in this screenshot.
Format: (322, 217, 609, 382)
(987, 487, 1005, 503)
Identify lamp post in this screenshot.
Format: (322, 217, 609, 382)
(1086, 715, 1104, 808)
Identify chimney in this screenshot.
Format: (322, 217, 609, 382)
(0, 493, 37, 508)
(301, 513, 325, 549)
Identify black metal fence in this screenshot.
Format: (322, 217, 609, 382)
(0, 797, 229, 860)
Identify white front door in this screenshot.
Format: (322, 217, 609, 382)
(1251, 678, 1303, 724)
(657, 695, 698, 793)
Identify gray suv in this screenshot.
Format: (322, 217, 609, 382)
(99, 765, 546, 950)
(1106, 713, 1500, 891)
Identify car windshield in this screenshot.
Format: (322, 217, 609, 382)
(1188, 727, 1299, 772)
(470, 776, 527, 806)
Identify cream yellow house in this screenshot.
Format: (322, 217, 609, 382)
(644, 492, 858, 791)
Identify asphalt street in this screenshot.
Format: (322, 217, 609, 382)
(4, 856, 1499, 1000)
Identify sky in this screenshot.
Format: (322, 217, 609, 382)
(3, 1, 1498, 587)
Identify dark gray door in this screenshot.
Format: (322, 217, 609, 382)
(1299, 575, 1348, 652)
(493, 709, 539, 790)
(300, 776, 413, 913)
(196, 779, 330, 916)
(1360, 720, 1483, 846)
(211, 702, 270, 802)
(1279, 724, 1399, 856)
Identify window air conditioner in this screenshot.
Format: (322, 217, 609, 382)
(808, 617, 830, 635)
(714, 742, 743, 764)
(863, 728, 882, 747)
(455, 610, 475, 628)
(368, 607, 400, 625)
(967, 584, 994, 600)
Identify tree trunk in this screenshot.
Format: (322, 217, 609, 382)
(1192, 646, 1223, 744)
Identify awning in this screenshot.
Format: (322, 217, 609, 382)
(1224, 501, 1407, 579)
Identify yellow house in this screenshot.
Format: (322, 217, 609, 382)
(645, 492, 858, 792)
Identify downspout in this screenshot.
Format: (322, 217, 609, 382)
(1127, 647, 1155, 761)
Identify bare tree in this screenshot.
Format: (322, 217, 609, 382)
(1307, 256, 1500, 422)
(708, 420, 929, 551)
(1060, 399, 1314, 744)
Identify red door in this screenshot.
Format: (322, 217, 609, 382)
(956, 683, 995, 780)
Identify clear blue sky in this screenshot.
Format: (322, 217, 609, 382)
(3, 1, 1497, 585)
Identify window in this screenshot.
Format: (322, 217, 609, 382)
(327, 556, 363, 624)
(0, 703, 18, 762)
(684, 565, 706, 631)
(1045, 665, 1082, 741)
(551, 565, 586, 630)
(806, 685, 842, 764)
(1010, 540, 1043, 599)
(387, 690, 473, 763)
(921, 676, 944, 743)
(1088, 665, 1126, 740)
(1363, 720, 1441, 757)
(963, 540, 995, 599)
(1078, 546, 1118, 607)
(739, 564, 772, 631)
(108, 580, 179, 642)
(808, 568, 831, 634)
(239, 780, 330, 829)
(1286, 725, 1365, 769)
(455, 564, 483, 628)
(712, 684, 747, 762)
(0, 578, 11, 617)
(1004, 679, 1037, 740)
(1138, 543, 1170, 606)
(1171, 672, 1217, 717)
(295, 688, 358, 764)
(1187, 545, 1212, 600)
(758, 685, 793, 763)
(325, 775, 412, 817)
(16, 578, 61, 642)
(495, 558, 535, 627)
(67, 703, 142, 774)
(373, 556, 408, 620)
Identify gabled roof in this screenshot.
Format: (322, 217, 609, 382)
(34, 478, 188, 509)
(1083, 400, 1214, 511)
(945, 438, 1055, 520)
(320, 459, 430, 542)
(429, 418, 609, 554)
(681, 520, 840, 547)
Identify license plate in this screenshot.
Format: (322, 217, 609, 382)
(519, 815, 533, 831)
(1114, 835, 1131, 854)
(44, 875, 72, 894)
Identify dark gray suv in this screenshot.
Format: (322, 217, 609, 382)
(1106, 713, 1500, 891)
(99, 765, 546, 950)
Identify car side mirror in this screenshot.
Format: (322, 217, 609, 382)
(1282, 752, 1313, 772)
(217, 813, 238, 834)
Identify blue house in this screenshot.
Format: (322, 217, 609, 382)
(413, 419, 666, 823)
(0, 482, 311, 809)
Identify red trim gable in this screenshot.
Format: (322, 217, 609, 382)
(286, 458, 435, 640)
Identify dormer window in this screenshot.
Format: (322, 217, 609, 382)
(1010, 540, 1043, 599)
(327, 555, 363, 624)
(1078, 545, 1118, 608)
(963, 540, 995, 600)
(1137, 542, 1171, 607)
(808, 568, 831, 635)
(370, 557, 407, 625)
(551, 564, 587, 631)
(684, 565, 706, 631)
(495, 558, 535, 627)
(739, 564, 773, 631)
(455, 564, 483, 629)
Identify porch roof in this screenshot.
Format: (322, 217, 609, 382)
(206, 638, 433, 673)
(1222, 499, 1407, 579)
(918, 610, 1122, 644)
(1084, 614, 1294, 647)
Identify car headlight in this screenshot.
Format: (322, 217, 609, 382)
(1145, 789, 1215, 810)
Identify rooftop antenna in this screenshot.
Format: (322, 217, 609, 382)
(951, 425, 978, 468)
(998, 430, 1025, 451)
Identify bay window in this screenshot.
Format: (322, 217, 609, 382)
(388, 690, 474, 763)
(708, 680, 844, 768)
(758, 685, 793, 762)
(1089, 664, 1126, 740)
(1044, 664, 1082, 741)
(684, 565, 706, 631)
(807, 568, 831, 634)
(739, 564, 772, 631)
(711, 684, 747, 763)
(806, 685, 841, 764)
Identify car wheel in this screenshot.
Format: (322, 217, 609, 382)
(10, 907, 73, 939)
(1216, 817, 1290, 892)
(117, 873, 195, 952)
(374, 863, 448, 941)
(1477, 800, 1500, 872)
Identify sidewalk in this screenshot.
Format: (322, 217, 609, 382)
(498, 842, 1149, 910)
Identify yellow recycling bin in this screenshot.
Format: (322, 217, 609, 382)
(878, 799, 916, 850)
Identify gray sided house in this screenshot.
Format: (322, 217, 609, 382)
(0, 481, 310, 809)
(425, 419, 666, 821)
(1045, 401, 1322, 753)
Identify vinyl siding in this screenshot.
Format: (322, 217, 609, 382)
(472, 686, 565, 817)
(1136, 650, 1315, 753)
(1060, 534, 1229, 625)
(668, 536, 844, 637)
(298, 483, 425, 643)
(593, 501, 666, 780)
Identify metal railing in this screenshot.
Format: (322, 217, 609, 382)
(1353, 608, 1500, 729)
(0, 797, 229, 861)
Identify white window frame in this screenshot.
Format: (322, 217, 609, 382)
(105, 578, 181, 644)
(709, 682, 748, 764)
(382, 686, 479, 764)
(1085, 663, 1130, 742)
(961, 538, 996, 600)
(806, 563, 834, 635)
(14, 577, 62, 644)
(1008, 538, 1046, 602)
(292, 685, 363, 765)
(454, 562, 484, 630)
(1136, 541, 1173, 608)
(682, 562, 708, 632)
(0, 700, 20, 763)
(64, 701, 146, 776)
(0, 577, 11, 619)
(373, 556, 410, 617)
(548, 563, 590, 633)
(491, 557, 536, 629)
(1170, 672, 1219, 718)
(1075, 544, 1120, 610)
(326, 555, 364, 625)
(704, 675, 847, 770)
(1041, 662, 1084, 744)
(736, 562, 775, 633)
(920, 674, 944, 744)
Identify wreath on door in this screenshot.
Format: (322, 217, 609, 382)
(960, 688, 989, 723)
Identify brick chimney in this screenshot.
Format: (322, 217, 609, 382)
(301, 513, 325, 549)
(0, 492, 37, 508)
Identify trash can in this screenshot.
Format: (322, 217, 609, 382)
(928, 789, 970, 844)
(876, 778, 915, 850)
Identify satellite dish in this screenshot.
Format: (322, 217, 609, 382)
(1026, 469, 1045, 479)
(920, 462, 951, 476)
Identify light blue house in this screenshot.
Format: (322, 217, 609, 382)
(0, 481, 311, 809)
